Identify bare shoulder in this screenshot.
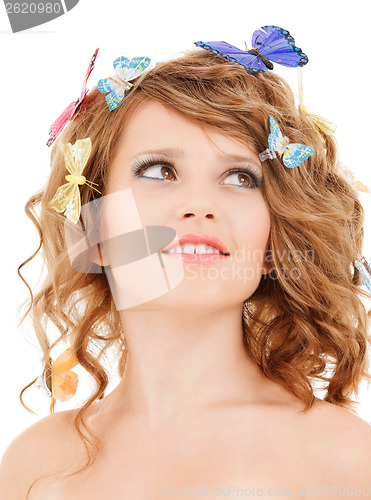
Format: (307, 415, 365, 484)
(302, 398, 371, 485)
(0, 410, 78, 499)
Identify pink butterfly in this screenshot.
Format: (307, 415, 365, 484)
(46, 48, 99, 147)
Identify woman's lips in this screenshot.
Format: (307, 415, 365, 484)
(160, 252, 229, 264)
(161, 233, 230, 255)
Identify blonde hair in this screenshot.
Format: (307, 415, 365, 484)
(17, 48, 371, 497)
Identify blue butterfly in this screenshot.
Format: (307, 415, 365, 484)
(354, 258, 371, 292)
(194, 25, 308, 74)
(259, 115, 314, 168)
(98, 56, 151, 111)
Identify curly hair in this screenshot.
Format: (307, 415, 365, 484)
(17, 48, 371, 497)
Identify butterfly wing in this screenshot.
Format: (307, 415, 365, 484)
(63, 198, 80, 224)
(47, 49, 99, 147)
(49, 183, 81, 224)
(353, 180, 371, 193)
(49, 182, 75, 213)
(52, 347, 79, 372)
(51, 347, 79, 402)
(251, 27, 270, 48)
(282, 144, 314, 168)
(268, 115, 284, 152)
(363, 258, 371, 276)
(355, 260, 371, 292)
(114, 56, 151, 83)
(194, 41, 268, 73)
(340, 164, 371, 193)
(51, 371, 79, 402)
(106, 86, 126, 111)
(47, 101, 77, 147)
(60, 138, 92, 175)
(254, 25, 308, 68)
(98, 77, 120, 94)
(98, 78, 126, 110)
(306, 113, 337, 135)
(78, 47, 99, 102)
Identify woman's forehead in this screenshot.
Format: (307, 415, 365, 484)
(116, 100, 260, 161)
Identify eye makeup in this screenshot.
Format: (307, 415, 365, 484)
(129, 153, 263, 189)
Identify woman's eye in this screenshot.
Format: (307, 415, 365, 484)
(222, 171, 258, 189)
(139, 164, 176, 181)
(135, 163, 259, 189)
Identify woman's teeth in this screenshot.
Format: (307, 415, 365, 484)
(163, 244, 223, 255)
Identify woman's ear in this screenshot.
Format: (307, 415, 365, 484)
(261, 262, 271, 276)
(261, 249, 272, 276)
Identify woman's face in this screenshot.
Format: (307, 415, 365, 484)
(100, 100, 271, 312)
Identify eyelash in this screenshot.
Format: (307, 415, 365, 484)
(130, 158, 261, 189)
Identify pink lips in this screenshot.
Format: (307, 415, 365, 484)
(161, 233, 230, 255)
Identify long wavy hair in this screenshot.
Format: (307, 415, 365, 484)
(17, 48, 371, 497)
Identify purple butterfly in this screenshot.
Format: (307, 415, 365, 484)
(194, 25, 308, 73)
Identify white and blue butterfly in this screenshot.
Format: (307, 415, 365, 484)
(98, 56, 151, 111)
(259, 115, 314, 168)
(354, 257, 371, 292)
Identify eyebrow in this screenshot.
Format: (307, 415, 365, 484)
(130, 147, 262, 170)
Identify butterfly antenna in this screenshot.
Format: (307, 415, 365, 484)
(298, 67, 304, 110)
(50, 396, 56, 414)
(85, 180, 102, 194)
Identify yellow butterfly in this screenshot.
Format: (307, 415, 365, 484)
(340, 163, 370, 194)
(49, 137, 101, 224)
(297, 71, 370, 193)
(298, 68, 337, 136)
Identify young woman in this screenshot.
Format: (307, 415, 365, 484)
(1, 35, 371, 499)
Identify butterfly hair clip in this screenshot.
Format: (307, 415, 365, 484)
(259, 115, 314, 168)
(298, 68, 337, 136)
(354, 256, 371, 292)
(35, 347, 79, 414)
(194, 25, 308, 74)
(98, 56, 151, 111)
(48, 137, 101, 225)
(47, 48, 99, 147)
(339, 163, 371, 194)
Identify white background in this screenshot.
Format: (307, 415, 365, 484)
(1, 0, 370, 456)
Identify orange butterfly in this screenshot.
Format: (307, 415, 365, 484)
(41, 347, 79, 414)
